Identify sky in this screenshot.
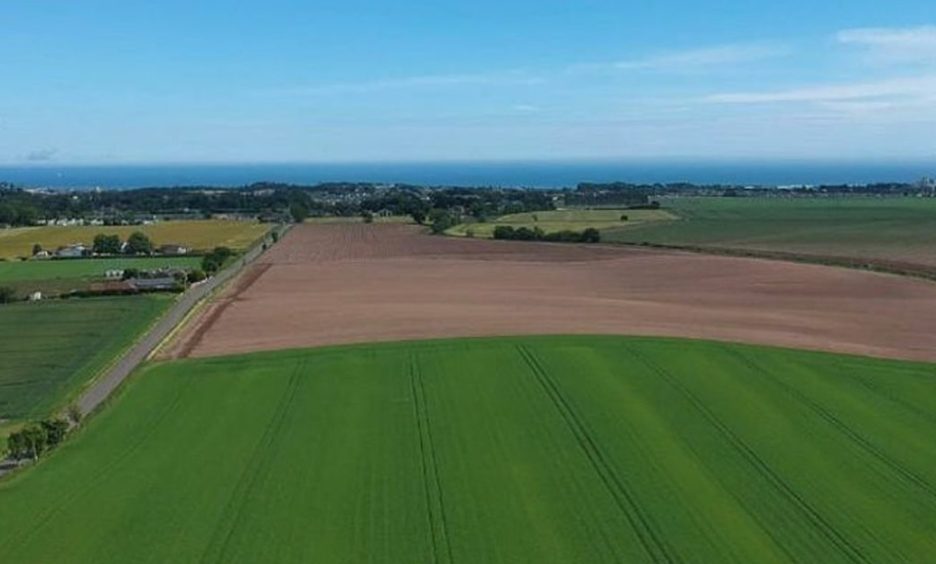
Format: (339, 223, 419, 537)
(1, 0, 935, 164)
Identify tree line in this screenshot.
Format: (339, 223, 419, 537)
(6, 417, 71, 461)
(493, 226, 601, 243)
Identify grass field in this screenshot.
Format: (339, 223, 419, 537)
(603, 197, 936, 268)
(0, 220, 270, 259)
(0, 257, 201, 283)
(447, 208, 675, 238)
(0, 296, 171, 426)
(305, 215, 414, 224)
(2, 335, 934, 562)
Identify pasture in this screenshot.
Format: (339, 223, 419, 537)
(447, 208, 675, 238)
(0, 296, 171, 425)
(0, 220, 270, 259)
(1, 336, 934, 562)
(603, 197, 936, 269)
(0, 257, 201, 283)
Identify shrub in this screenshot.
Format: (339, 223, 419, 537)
(187, 269, 207, 283)
(0, 286, 17, 303)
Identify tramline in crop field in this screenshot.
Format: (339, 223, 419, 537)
(1, 336, 934, 563)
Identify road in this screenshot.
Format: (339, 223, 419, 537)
(75, 227, 283, 416)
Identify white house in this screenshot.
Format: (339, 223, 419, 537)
(55, 244, 88, 258)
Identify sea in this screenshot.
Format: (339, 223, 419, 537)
(1, 160, 933, 190)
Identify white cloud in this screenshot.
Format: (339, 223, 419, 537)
(705, 75, 936, 104)
(837, 25, 936, 62)
(609, 43, 791, 71)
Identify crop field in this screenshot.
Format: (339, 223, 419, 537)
(0, 220, 270, 259)
(165, 223, 936, 363)
(0, 295, 171, 425)
(447, 208, 675, 238)
(1, 336, 935, 562)
(603, 197, 936, 269)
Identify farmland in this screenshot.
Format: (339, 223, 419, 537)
(164, 223, 936, 363)
(1, 336, 935, 562)
(0, 257, 201, 283)
(447, 208, 675, 238)
(603, 197, 936, 270)
(0, 295, 171, 426)
(0, 220, 270, 259)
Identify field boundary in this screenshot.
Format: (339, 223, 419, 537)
(74, 224, 287, 419)
(611, 241, 936, 283)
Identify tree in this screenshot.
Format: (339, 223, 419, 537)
(201, 246, 234, 274)
(493, 225, 516, 240)
(289, 202, 309, 223)
(202, 256, 222, 274)
(411, 210, 426, 225)
(7, 431, 27, 460)
(581, 228, 601, 243)
(121, 267, 140, 281)
(10, 424, 48, 460)
(32, 243, 43, 256)
(92, 233, 122, 255)
(428, 209, 457, 234)
(187, 269, 207, 283)
(0, 286, 17, 304)
(125, 232, 153, 255)
(41, 418, 69, 447)
(361, 211, 374, 224)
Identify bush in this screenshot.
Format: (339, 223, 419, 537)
(581, 228, 601, 243)
(42, 418, 69, 447)
(68, 404, 83, 425)
(429, 212, 456, 234)
(0, 286, 17, 303)
(493, 225, 600, 244)
(202, 246, 234, 274)
(187, 269, 207, 283)
(7, 418, 70, 460)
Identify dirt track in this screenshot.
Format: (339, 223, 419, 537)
(164, 223, 936, 362)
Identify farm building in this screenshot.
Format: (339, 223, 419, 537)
(159, 244, 190, 255)
(129, 277, 179, 291)
(88, 280, 138, 295)
(55, 244, 88, 258)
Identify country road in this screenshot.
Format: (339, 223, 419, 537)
(75, 226, 285, 417)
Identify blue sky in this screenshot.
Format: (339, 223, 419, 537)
(2, 0, 935, 164)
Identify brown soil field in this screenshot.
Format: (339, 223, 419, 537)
(164, 223, 936, 363)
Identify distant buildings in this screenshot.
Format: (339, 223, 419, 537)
(158, 244, 189, 255)
(54, 244, 88, 258)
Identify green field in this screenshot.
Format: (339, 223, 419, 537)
(603, 197, 936, 268)
(0, 296, 171, 426)
(0, 220, 270, 259)
(2, 336, 935, 562)
(448, 208, 675, 238)
(0, 257, 201, 283)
